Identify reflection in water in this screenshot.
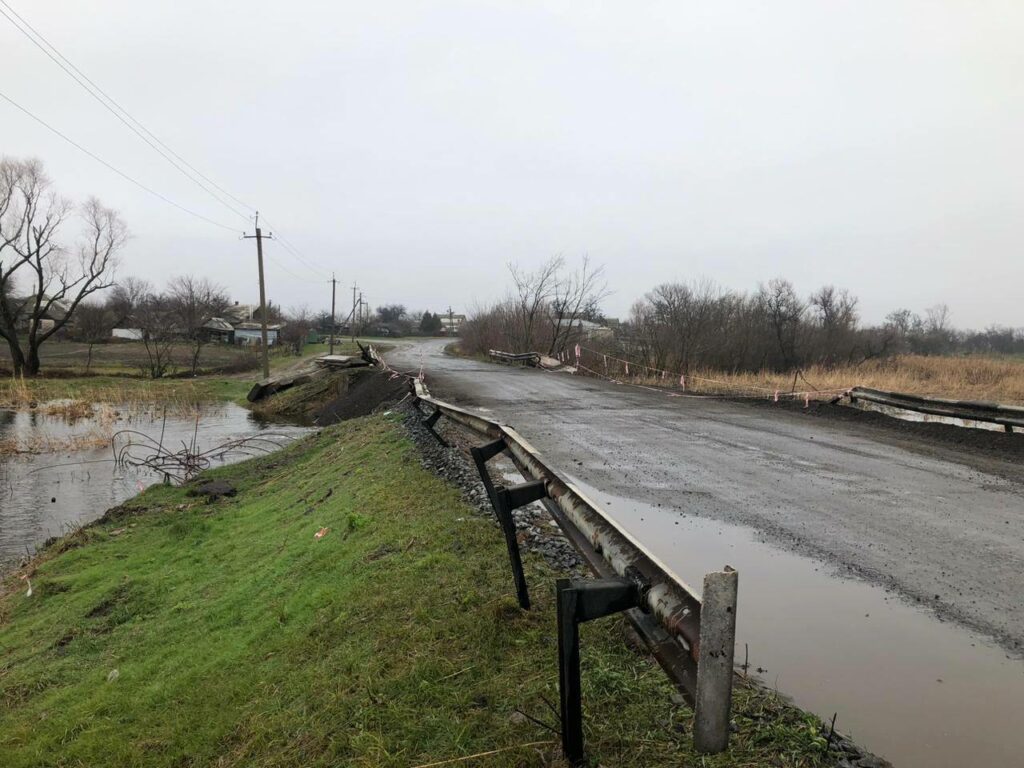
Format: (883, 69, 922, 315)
(0, 403, 308, 565)
(558, 476, 1024, 768)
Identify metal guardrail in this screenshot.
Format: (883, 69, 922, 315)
(406, 373, 739, 761)
(848, 386, 1024, 432)
(488, 349, 541, 366)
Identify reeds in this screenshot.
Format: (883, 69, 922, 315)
(0, 376, 211, 416)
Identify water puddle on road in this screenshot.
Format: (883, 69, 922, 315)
(0, 403, 309, 566)
(560, 477, 1024, 768)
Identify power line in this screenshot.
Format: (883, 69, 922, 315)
(1, 0, 340, 281)
(0, 0, 253, 224)
(1, 0, 332, 281)
(1, 0, 336, 279)
(257, 216, 332, 279)
(0, 89, 239, 233)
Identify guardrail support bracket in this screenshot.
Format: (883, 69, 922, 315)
(557, 577, 642, 766)
(491, 481, 547, 609)
(470, 438, 507, 510)
(422, 407, 448, 446)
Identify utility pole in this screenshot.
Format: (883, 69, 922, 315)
(243, 212, 273, 380)
(448, 305, 455, 336)
(351, 283, 358, 343)
(329, 273, 337, 355)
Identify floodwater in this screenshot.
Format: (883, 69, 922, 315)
(0, 403, 309, 566)
(557, 477, 1024, 768)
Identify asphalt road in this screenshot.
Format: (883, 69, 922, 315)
(390, 339, 1024, 654)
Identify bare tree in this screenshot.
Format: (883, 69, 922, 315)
(509, 256, 563, 350)
(547, 256, 608, 356)
(0, 158, 126, 375)
(168, 275, 229, 375)
(281, 305, 314, 355)
(135, 291, 177, 379)
(810, 285, 858, 365)
(108, 275, 150, 328)
(71, 300, 115, 373)
(758, 278, 806, 369)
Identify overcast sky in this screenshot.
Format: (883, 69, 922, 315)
(3, 1, 1021, 327)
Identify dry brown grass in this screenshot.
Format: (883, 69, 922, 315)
(601, 355, 1024, 404)
(0, 429, 111, 456)
(0, 376, 218, 416)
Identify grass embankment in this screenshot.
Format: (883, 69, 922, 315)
(593, 355, 1024, 405)
(0, 415, 831, 767)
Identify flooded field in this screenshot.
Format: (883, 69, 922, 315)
(562, 478, 1024, 768)
(0, 402, 308, 566)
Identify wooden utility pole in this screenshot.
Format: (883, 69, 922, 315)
(243, 213, 273, 380)
(351, 283, 358, 343)
(329, 273, 337, 355)
(448, 305, 455, 336)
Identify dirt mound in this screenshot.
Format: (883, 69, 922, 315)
(249, 369, 408, 425)
(315, 370, 408, 425)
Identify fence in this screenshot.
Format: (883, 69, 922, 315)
(848, 387, 1024, 433)
(403, 370, 739, 763)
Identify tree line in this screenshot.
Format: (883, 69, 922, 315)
(461, 258, 1024, 373)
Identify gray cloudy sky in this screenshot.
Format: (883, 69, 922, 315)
(3, 1, 1021, 327)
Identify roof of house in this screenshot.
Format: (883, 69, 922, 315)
(203, 317, 235, 332)
(223, 303, 259, 324)
(9, 295, 71, 320)
(235, 322, 284, 331)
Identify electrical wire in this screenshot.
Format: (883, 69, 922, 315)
(0, 0, 254, 224)
(0, 89, 239, 233)
(1, 0, 337, 279)
(257, 216, 333, 279)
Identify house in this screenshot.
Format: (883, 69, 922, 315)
(571, 319, 613, 341)
(233, 322, 283, 346)
(223, 302, 260, 325)
(201, 317, 235, 344)
(438, 312, 467, 335)
(7, 296, 71, 334)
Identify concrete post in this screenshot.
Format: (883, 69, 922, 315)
(693, 566, 738, 754)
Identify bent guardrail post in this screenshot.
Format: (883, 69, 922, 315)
(557, 577, 642, 765)
(493, 481, 547, 609)
(469, 438, 506, 510)
(693, 567, 739, 753)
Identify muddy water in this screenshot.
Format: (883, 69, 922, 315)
(0, 404, 308, 565)
(561, 477, 1024, 768)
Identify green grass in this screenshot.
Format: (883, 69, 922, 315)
(0, 415, 833, 767)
